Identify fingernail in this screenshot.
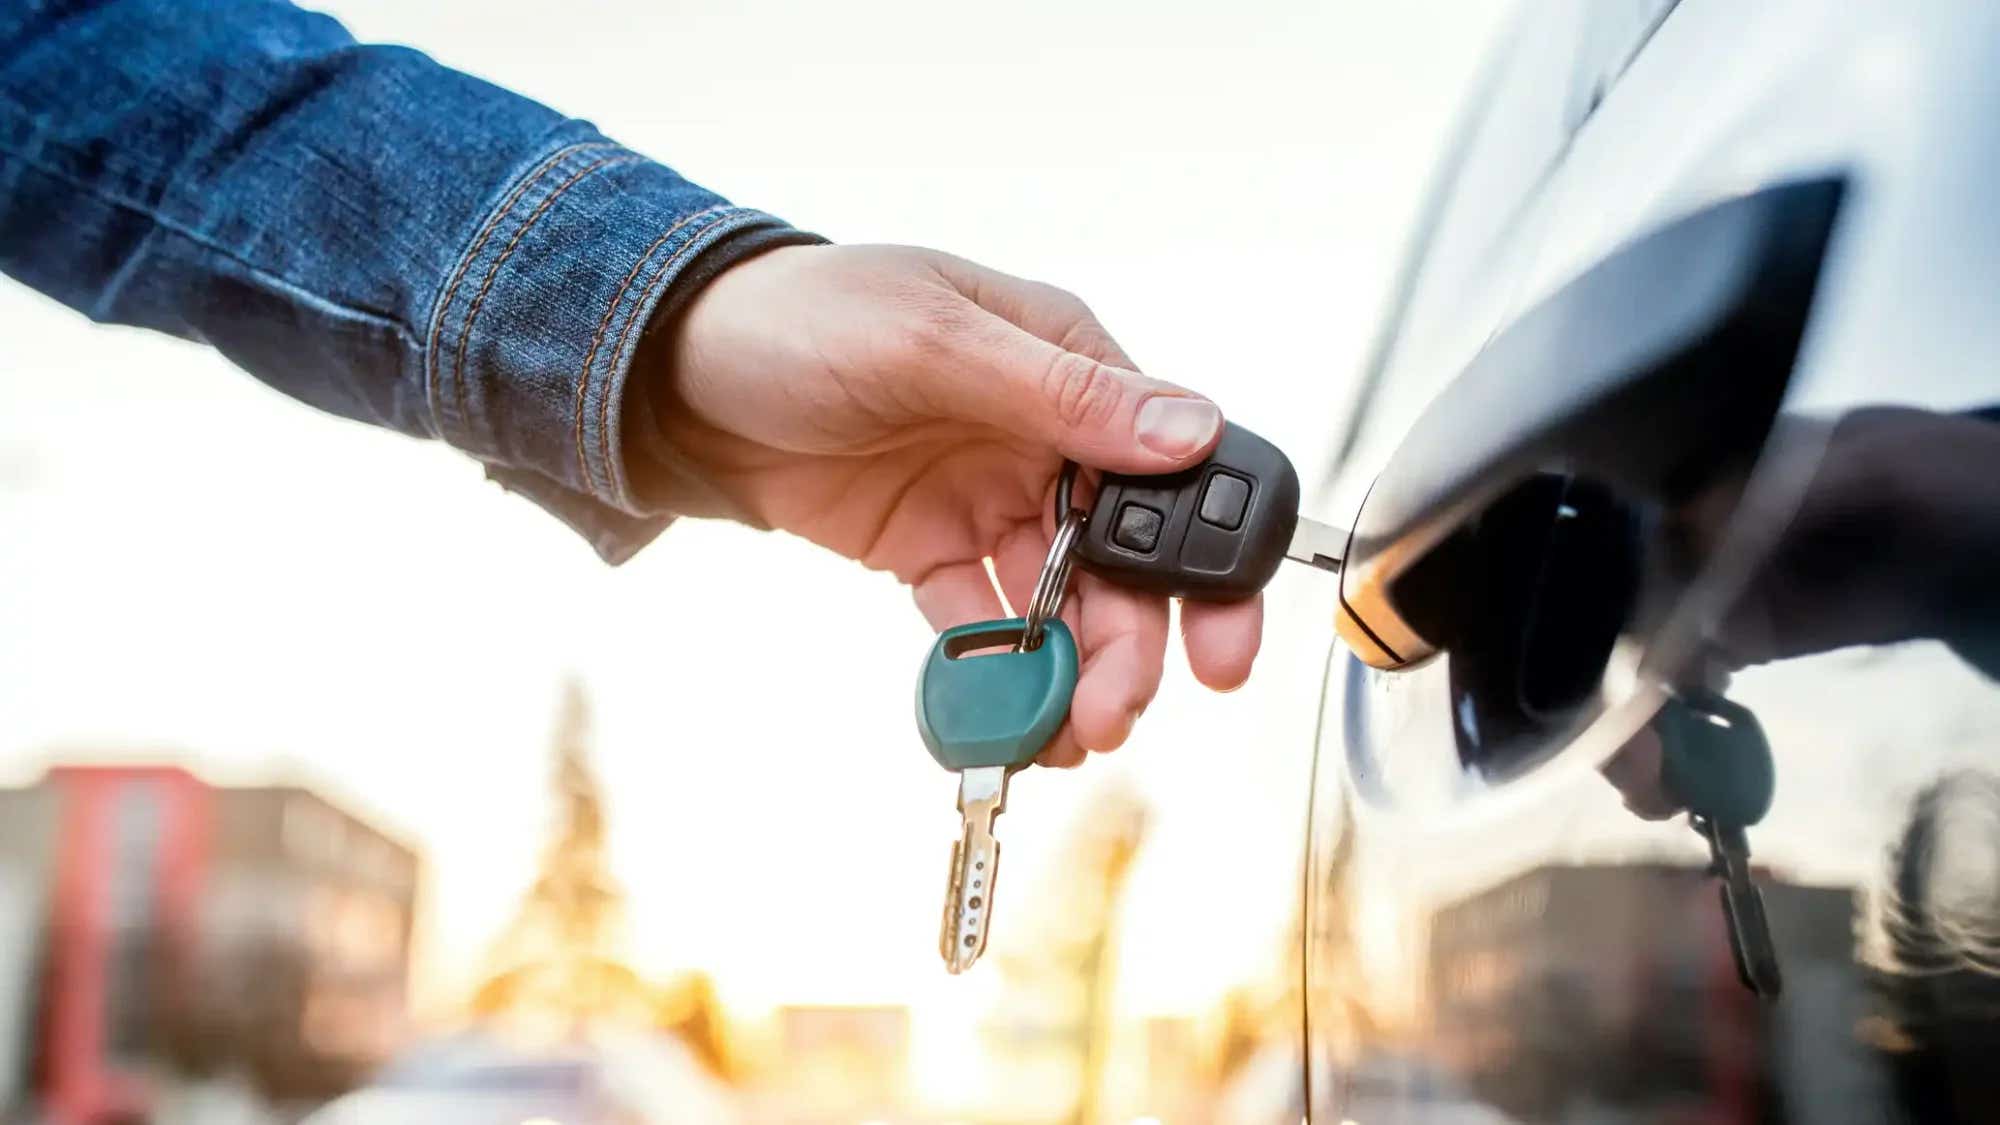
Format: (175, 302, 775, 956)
(1136, 396, 1221, 458)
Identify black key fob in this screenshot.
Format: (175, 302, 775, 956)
(1073, 422, 1300, 600)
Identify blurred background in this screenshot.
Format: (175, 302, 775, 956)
(0, 1, 1512, 1121)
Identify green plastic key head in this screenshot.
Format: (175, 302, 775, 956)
(916, 617, 1078, 772)
(1655, 690, 1776, 828)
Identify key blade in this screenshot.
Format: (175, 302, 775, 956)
(1285, 516, 1349, 575)
(1699, 817, 1785, 998)
(1719, 879, 1785, 997)
(941, 766, 1009, 974)
(938, 837, 966, 964)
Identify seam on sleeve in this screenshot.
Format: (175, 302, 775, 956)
(0, 147, 421, 347)
(434, 144, 644, 446)
(422, 139, 617, 440)
(590, 208, 751, 493)
(446, 150, 643, 436)
(572, 202, 730, 492)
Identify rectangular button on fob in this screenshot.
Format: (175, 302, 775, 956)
(1076, 421, 1324, 600)
(1198, 472, 1250, 530)
(1112, 502, 1165, 553)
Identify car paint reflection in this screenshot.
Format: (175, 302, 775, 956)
(1307, 406, 2000, 1122)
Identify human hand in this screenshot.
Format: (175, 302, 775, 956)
(657, 244, 1262, 766)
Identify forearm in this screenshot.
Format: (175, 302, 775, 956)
(0, 0, 816, 559)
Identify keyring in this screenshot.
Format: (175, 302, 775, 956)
(1053, 459, 1081, 528)
(1019, 507, 1086, 651)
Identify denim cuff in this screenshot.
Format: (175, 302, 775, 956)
(423, 137, 803, 561)
(481, 466, 673, 565)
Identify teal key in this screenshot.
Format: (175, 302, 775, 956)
(1652, 690, 1783, 998)
(918, 617, 1077, 771)
(1655, 690, 1774, 828)
(916, 616, 1077, 973)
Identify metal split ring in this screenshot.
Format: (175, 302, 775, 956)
(1053, 459, 1081, 528)
(1020, 463, 1089, 651)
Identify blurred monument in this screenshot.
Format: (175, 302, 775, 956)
(473, 679, 734, 1074)
(307, 679, 736, 1125)
(471, 679, 641, 1033)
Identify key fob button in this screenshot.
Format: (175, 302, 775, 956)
(1074, 421, 1301, 599)
(1111, 502, 1165, 553)
(1197, 471, 1250, 530)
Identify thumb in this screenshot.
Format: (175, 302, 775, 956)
(943, 307, 1224, 475)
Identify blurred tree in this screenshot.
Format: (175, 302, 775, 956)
(986, 783, 1148, 1125)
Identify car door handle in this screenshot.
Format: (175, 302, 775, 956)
(1337, 177, 1846, 669)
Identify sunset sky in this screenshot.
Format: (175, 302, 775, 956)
(0, 0, 1511, 1093)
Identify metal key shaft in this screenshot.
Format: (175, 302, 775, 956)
(941, 765, 1009, 973)
(1696, 814, 1784, 997)
(1285, 516, 1350, 575)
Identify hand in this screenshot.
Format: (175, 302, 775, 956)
(658, 244, 1263, 766)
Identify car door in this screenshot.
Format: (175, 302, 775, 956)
(1303, 2, 2000, 1122)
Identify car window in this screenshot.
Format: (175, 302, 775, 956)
(1326, 0, 1682, 515)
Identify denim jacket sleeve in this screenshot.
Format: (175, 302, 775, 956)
(0, 0, 820, 561)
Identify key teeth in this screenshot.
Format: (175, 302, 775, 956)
(941, 837, 998, 974)
(940, 838, 964, 966)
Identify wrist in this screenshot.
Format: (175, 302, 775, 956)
(622, 235, 827, 524)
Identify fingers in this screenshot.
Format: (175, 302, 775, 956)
(913, 260, 1223, 476)
(912, 558, 1007, 632)
(1599, 726, 1683, 820)
(992, 518, 1173, 768)
(1180, 597, 1262, 690)
(967, 316, 1222, 474)
(1060, 574, 1169, 759)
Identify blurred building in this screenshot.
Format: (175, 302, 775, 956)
(742, 1005, 909, 1124)
(1426, 862, 1872, 1123)
(0, 765, 417, 1122)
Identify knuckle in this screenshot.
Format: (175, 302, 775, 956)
(1035, 284, 1128, 368)
(1040, 349, 1122, 432)
(1030, 280, 1092, 321)
(889, 285, 969, 364)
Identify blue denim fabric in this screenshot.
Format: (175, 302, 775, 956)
(0, 0, 818, 560)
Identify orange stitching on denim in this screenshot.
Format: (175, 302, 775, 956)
(592, 210, 740, 497)
(425, 142, 612, 438)
(449, 151, 643, 441)
(572, 204, 728, 492)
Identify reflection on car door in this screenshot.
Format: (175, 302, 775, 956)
(1303, 2, 2000, 1122)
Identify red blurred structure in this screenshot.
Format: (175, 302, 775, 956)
(0, 766, 418, 1123)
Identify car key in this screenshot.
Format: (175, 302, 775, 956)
(1072, 421, 1349, 600)
(916, 616, 1077, 974)
(1700, 816, 1783, 998)
(1654, 690, 1783, 998)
